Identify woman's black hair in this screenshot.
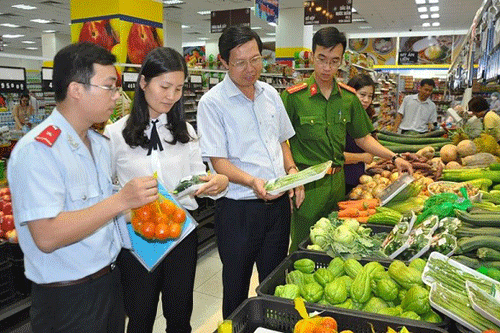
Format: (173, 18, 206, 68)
(468, 96, 490, 114)
(123, 47, 190, 148)
(347, 74, 377, 119)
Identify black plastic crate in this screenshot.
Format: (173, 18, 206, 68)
(256, 251, 450, 330)
(213, 297, 449, 333)
(0, 261, 17, 310)
(6, 243, 23, 261)
(298, 223, 393, 253)
(10, 258, 30, 296)
(0, 240, 9, 264)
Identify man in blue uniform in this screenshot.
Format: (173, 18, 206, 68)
(7, 42, 158, 332)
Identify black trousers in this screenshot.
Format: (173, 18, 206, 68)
(215, 195, 291, 318)
(118, 230, 198, 333)
(30, 266, 125, 333)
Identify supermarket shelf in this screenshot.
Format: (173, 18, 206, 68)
(352, 64, 375, 72)
(188, 68, 226, 73)
(294, 67, 314, 71)
(0, 297, 31, 322)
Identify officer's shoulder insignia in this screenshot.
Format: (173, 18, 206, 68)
(286, 82, 308, 94)
(35, 125, 61, 147)
(338, 81, 357, 94)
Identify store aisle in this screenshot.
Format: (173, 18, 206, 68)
(149, 246, 260, 333)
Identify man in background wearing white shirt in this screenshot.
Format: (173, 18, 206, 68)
(394, 78, 437, 133)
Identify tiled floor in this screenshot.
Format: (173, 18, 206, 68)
(147, 246, 260, 333)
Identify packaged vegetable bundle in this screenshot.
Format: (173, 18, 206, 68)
(131, 176, 187, 241)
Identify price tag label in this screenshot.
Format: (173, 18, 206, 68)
(191, 75, 202, 84)
(415, 228, 423, 236)
(122, 72, 139, 92)
(0, 66, 26, 93)
(438, 237, 446, 246)
(41, 67, 53, 92)
(209, 77, 219, 84)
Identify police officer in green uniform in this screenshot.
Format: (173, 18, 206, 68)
(282, 27, 413, 252)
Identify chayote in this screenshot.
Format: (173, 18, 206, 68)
(286, 270, 304, 286)
(344, 258, 363, 279)
(388, 260, 423, 290)
(350, 266, 372, 303)
(327, 257, 345, 278)
(334, 275, 353, 292)
(314, 268, 335, 287)
(324, 279, 348, 305)
(377, 306, 403, 317)
(421, 310, 442, 323)
(364, 261, 385, 277)
(336, 298, 354, 310)
(401, 285, 430, 315)
(409, 258, 427, 273)
(274, 284, 300, 300)
(400, 311, 421, 321)
(363, 297, 388, 313)
(294, 258, 316, 274)
(303, 273, 316, 285)
(374, 278, 399, 302)
(300, 282, 324, 303)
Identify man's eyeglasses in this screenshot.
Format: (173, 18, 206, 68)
(230, 56, 263, 69)
(79, 82, 121, 94)
(314, 56, 342, 68)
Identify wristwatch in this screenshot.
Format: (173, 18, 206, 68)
(287, 165, 299, 173)
(391, 154, 402, 163)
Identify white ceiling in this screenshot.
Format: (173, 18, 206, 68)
(0, 0, 484, 58)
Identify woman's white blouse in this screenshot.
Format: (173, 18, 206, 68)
(104, 113, 207, 211)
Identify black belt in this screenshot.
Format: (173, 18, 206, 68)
(39, 263, 116, 288)
(248, 193, 287, 205)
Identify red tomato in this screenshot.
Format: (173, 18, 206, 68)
(169, 223, 182, 238)
(172, 209, 186, 224)
(154, 223, 169, 240)
(0, 188, 9, 196)
(6, 229, 17, 243)
(2, 215, 14, 232)
(0, 229, 4, 239)
(141, 222, 155, 239)
(2, 195, 10, 203)
(3, 202, 12, 215)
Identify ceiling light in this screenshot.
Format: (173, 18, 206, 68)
(0, 23, 20, 28)
(268, 22, 277, 27)
(163, 0, 183, 4)
(420, 14, 429, 19)
(352, 8, 357, 13)
(432, 22, 440, 26)
(197, 10, 211, 15)
(422, 22, 431, 27)
(250, 6, 255, 11)
(431, 13, 440, 18)
(181, 25, 190, 29)
(316, 6, 322, 11)
(26, 47, 38, 50)
(430, 6, 439, 11)
(31, 19, 51, 24)
(418, 6, 428, 12)
(2, 34, 24, 38)
(352, 18, 367, 22)
(415, 0, 426, 3)
(266, 32, 276, 36)
(359, 26, 372, 29)
(43, 30, 56, 33)
(22, 41, 35, 44)
(198, 37, 209, 40)
(251, 26, 262, 30)
(12, 4, 36, 10)
(428, 0, 439, 3)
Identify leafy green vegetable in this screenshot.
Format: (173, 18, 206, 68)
(171, 175, 206, 194)
(264, 160, 332, 192)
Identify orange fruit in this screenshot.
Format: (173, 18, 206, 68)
(169, 223, 182, 238)
(172, 208, 186, 224)
(135, 204, 155, 222)
(159, 200, 177, 217)
(131, 216, 144, 233)
(141, 222, 156, 239)
(154, 223, 169, 240)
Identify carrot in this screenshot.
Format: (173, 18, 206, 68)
(338, 207, 360, 218)
(367, 209, 377, 215)
(357, 216, 369, 223)
(358, 210, 370, 217)
(338, 199, 380, 210)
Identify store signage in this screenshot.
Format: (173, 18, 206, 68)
(211, 8, 251, 33)
(190, 75, 202, 84)
(255, 0, 279, 24)
(398, 52, 418, 64)
(122, 72, 139, 92)
(304, 0, 352, 25)
(0, 66, 26, 93)
(41, 67, 53, 92)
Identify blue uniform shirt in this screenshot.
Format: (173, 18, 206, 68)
(8, 108, 122, 284)
(197, 75, 295, 200)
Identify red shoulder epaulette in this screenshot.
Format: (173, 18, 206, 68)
(286, 82, 308, 94)
(338, 81, 357, 94)
(35, 125, 61, 147)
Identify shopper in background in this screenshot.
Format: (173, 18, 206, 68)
(197, 26, 305, 318)
(467, 95, 500, 141)
(7, 42, 158, 333)
(28, 90, 39, 114)
(104, 47, 228, 333)
(393, 78, 437, 134)
(281, 26, 413, 252)
(490, 92, 500, 114)
(344, 74, 376, 194)
(13, 92, 34, 130)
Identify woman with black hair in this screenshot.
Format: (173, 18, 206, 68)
(344, 74, 377, 194)
(104, 47, 228, 333)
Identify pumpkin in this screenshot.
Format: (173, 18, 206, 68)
(440, 144, 458, 163)
(456, 140, 477, 157)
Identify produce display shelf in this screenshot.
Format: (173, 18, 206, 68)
(214, 296, 448, 333)
(0, 296, 30, 322)
(298, 223, 393, 252)
(256, 251, 450, 330)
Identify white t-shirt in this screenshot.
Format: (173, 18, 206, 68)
(397, 94, 437, 133)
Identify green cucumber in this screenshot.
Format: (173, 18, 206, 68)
(457, 236, 500, 254)
(377, 133, 450, 144)
(377, 129, 446, 138)
(455, 210, 500, 227)
(477, 247, 500, 261)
